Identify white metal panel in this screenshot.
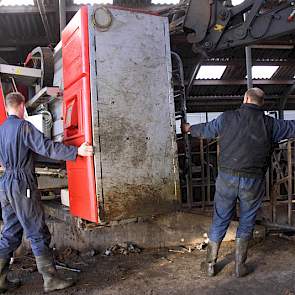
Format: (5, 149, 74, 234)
(284, 111, 295, 120)
(51, 42, 64, 142)
(26, 114, 44, 133)
(53, 41, 63, 89)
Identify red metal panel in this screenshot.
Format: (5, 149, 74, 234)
(62, 6, 98, 223)
(0, 85, 7, 125)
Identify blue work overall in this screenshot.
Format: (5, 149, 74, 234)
(0, 115, 77, 259)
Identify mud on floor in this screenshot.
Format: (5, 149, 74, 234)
(6, 235, 295, 295)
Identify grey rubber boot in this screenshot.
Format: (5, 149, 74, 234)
(201, 240, 221, 277)
(0, 258, 20, 293)
(35, 254, 74, 293)
(235, 238, 249, 278)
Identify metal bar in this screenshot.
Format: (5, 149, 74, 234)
(270, 154, 276, 223)
(178, 150, 218, 157)
(182, 200, 214, 207)
(186, 62, 201, 96)
(10, 77, 17, 92)
(272, 184, 278, 223)
(171, 52, 193, 208)
(185, 95, 295, 102)
(206, 144, 211, 203)
(265, 169, 270, 201)
(191, 58, 295, 67)
(272, 153, 288, 192)
(205, 114, 211, 204)
(250, 44, 295, 50)
(36, 0, 54, 45)
(55, 262, 81, 273)
(279, 84, 295, 119)
(190, 79, 295, 86)
(59, 0, 66, 37)
(262, 222, 295, 232)
(0, 6, 55, 14)
(288, 140, 292, 225)
(245, 46, 253, 89)
(26, 87, 60, 109)
(294, 146, 295, 199)
(200, 138, 206, 210)
(275, 177, 289, 185)
(0, 38, 49, 47)
(0, 64, 41, 78)
(278, 109, 284, 120)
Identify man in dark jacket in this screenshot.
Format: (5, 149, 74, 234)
(182, 87, 295, 278)
(0, 92, 93, 293)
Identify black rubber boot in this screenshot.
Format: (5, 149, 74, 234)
(201, 240, 221, 277)
(235, 238, 249, 278)
(35, 254, 74, 293)
(0, 258, 21, 293)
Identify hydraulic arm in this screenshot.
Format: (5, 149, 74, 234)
(172, 0, 295, 53)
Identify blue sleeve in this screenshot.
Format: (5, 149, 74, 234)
(21, 121, 78, 161)
(190, 114, 224, 139)
(272, 119, 295, 142)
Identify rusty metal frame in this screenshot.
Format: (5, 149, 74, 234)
(267, 139, 295, 229)
(178, 136, 218, 209)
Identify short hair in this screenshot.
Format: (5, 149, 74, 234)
(5, 92, 25, 108)
(245, 87, 265, 106)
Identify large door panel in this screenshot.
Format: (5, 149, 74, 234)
(90, 8, 180, 222)
(62, 6, 98, 223)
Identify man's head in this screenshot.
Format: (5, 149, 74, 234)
(5, 92, 25, 119)
(243, 87, 265, 106)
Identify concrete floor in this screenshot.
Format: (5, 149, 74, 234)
(6, 234, 295, 295)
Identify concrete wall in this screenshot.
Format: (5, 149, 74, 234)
(44, 205, 265, 251)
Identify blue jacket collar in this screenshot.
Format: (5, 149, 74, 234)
(8, 115, 20, 119)
(240, 103, 264, 112)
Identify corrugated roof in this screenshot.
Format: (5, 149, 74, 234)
(0, 0, 34, 6)
(0, 1, 295, 113)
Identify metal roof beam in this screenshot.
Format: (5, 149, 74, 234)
(0, 6, 55, 13)
(183, 95, 295, 113)
(191, 79, 294, 86)
(184, 95, 295, 102)
(0, 5, 79, 14)
(181, 58, 295, 67)
(0, 38, 49, 46)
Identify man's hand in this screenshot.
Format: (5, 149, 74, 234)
(78, 142, 94, 157)
(181, 122, 191, 134)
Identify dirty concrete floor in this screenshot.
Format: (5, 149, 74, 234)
(6, 235, 295, 295)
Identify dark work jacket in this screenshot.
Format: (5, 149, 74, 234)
(191, 104, 281, 178)
(0, 115, 78, 197)
(218, 104, 274, 178)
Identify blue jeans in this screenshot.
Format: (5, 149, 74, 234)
(209, 171, 265, 242)
(0, 187, 51, 259)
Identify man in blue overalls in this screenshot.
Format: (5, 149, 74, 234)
(0, 92, 93, 293)
(182, 87, 295, 278)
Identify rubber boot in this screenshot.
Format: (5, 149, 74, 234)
(0, 258, 21, 293)
(235, 238, 249, 278)
(35, 254, 74, 293)
(201, 240, 221, 277)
